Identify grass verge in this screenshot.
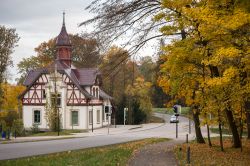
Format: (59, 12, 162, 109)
(148, 115, 165, 123)
(175, 137, 250, 165)
(28, 129, 86, 137)
(0, 136, 77, 144)
(210, 127, 247, 136)
(1, 138, 169, 166)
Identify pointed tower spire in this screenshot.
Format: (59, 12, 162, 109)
(56, 12, 72, 67)
(63, 11, 65, 26)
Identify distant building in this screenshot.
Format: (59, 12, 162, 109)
(19, 13, 112, 130)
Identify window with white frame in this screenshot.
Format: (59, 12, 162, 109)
(34, 110, 41, 124)
(96, 88, 99, 98)
(93, 87, 96, 97)
(97, 110, 100, 124)
(71, 111, 79, 126)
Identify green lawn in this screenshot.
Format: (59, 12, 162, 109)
(210, 127, 247, 136)
(152, 108, 169, 113)
(28, 129, 86, 137)
(153, 107, 191, 116)
(148, 115, 165, 123)
(0, 138, 169, 166)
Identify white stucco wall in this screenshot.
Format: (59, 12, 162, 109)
(22, 73, 111, 130)
(23, 105, 48, 129)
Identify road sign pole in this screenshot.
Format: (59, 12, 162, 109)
(124, 109, 126, 126)
(176, 120, 178, 138)
(108, 115, 109, 134)
(189, 118, 191, 134)
(108, 105, 111, 134)
(187, 146, 191, 164)
(124, 108, 127, 126)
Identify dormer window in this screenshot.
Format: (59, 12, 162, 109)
(92, 87, 99, 98)
(93, 87, 96, 97)
(96, 88, 99, 98)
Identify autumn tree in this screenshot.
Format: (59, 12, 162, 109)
(0, 26, 19, 108)
(138, 56, 170, 107)
(126, 77, 152, 123)
(1, 83, 25, 112)
(158, 0, 250, 148)
(100, 46, 142, 124)
(71, 34, 101, 68)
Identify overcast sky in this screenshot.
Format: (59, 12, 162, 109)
(1, 0, 157, 84)
(1, 0, 95, 83)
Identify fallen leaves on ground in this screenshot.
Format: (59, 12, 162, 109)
(175, 138, 250, 166)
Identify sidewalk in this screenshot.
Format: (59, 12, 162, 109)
(1, 123, 164, 144)
(128, 140, 184, 166)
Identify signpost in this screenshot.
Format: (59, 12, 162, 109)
(173, 105, 179, 138)
(106, 105, 112, 134)
(124, 108, 128, 126)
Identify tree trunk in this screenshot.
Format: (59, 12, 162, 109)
(193, 111, 205, 143)
(245, 101, 250, 139)
(225, 108, 241, 148)
(209, 65, 241, 148)
(207, 124, 212, 147)
(218, 123, 224, 151)
(247, 112, 250, 139)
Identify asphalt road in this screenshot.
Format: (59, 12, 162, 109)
(0, 113, 194, 160)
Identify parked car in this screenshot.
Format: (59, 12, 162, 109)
(170, 115, 179, 123)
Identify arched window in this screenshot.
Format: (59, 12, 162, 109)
(96, 88, 99, 98)
(93, 87, 96, 97)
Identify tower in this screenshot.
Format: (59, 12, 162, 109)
(56, 12, 72, 67)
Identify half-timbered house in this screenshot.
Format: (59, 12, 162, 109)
(20, 14, 112, 130)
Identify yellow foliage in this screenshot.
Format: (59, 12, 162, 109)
(158, 0, 250, 127)
(1, 83, 25, 111)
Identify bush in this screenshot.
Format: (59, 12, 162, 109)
(12, 119, 25, 136)
(31, 124, 40, 134)
(132, 99, 147, 124)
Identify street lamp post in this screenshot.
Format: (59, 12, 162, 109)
(108, 105, 112, 134)
(92, 105, 94, 132)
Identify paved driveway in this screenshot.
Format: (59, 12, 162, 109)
(0, 113, 195, 160)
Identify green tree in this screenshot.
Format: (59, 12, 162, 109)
(100, 46, 140, 124)
(126, 77, 152, 122)
(0, 26, 19, 108)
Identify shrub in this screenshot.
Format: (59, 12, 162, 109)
(31, 124, 39, 134)
(12, 119, 25, 136)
